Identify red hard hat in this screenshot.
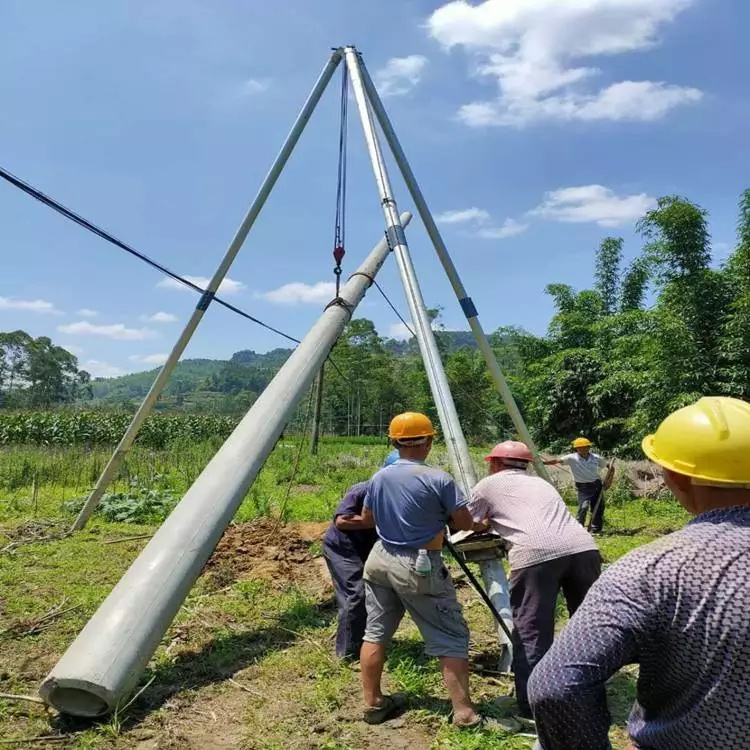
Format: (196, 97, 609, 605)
(484, 440, 533, 463)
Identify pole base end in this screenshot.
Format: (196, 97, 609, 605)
(39, 678, 112, 717)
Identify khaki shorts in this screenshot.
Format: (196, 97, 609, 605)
(362, 541, 470, 660)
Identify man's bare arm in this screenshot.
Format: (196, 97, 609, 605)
(335, 513, 374, 531)
(450, 506, 490, 533)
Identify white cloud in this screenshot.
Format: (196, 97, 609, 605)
(0, 297, 63, 315)
(140, 311, 178, 323)
(478, 218, 529, 238)
(435, 207, 491, 224)
(528, 185, 656, 227)
(389, 322, 414, 340)
(156, 276, 245, 295)
(239, 78, 270, 96)
(80, 359, 126, 378)
(374, 55, 429, 97)
(129, 353, 169, 366)
(427, 0, 702, 127)
(76, 308, 98, 318)
(57, 321, 157, 341)
(259, 281, 336, 305)
(435, 207, 527, 239)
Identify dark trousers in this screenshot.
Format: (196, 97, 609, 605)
(323, 541, 367, 659)
(576, 479, 604, 532)
(510, 549, 602, 716)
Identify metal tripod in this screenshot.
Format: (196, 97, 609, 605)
(45, 43, 549, 716)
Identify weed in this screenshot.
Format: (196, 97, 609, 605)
(62, 478, 178, 524)
(387, 640, 443, 697)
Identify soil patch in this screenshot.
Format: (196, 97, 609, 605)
(204, 518, 332, 592)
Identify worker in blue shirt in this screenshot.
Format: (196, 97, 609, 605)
(322, 450, 399, 661)
(528, 397, 750, 750)
(358, 412, 491, 728)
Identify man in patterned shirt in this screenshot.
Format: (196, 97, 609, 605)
(468, 440, 601, 720)
(528, 396, 750, 750)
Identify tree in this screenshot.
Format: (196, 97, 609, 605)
(620, 257, 650, 312)
(638, 196, 730, 424)
(594, 237, 622, 316)
(720, 189, 750, 398)
(0, 330, 90, 407)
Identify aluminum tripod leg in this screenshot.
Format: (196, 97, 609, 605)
(71, 51, 343, 531)
(347, 47, 518, 667)
(355, 57, 551, 483)
(479, 559, 514, 671)
(343, 46, 477, 494)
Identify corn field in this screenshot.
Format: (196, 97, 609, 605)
(0, 411, 239, 448)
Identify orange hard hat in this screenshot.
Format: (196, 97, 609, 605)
(484, 440, 533, 463)
(388, 412, 436, 441)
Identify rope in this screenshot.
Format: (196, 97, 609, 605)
(373, 279, 416, 338)
(0, 164, 353, 382)
(372, 280, 518, 445)
(332, 63, 349, 298)
(0, 165, 299, 344)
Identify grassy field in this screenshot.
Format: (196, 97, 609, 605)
(0, 439, 689, 749)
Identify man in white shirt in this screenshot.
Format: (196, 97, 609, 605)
(468, 440, 601, 720)
(546, 437, 608, 533)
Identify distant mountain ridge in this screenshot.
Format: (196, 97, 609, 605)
(88, 330, 481, 406)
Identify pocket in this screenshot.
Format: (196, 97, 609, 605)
(431, 563, 452, 596)
(415, 570, 431, 596)
(417, 562, 451, 597)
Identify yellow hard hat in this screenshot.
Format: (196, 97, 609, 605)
(642, 396, 750, 486)
(572, 437, 592, 448)
(388, 412, 436, 441)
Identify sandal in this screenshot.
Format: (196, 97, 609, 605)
(363, 693, 406, 725)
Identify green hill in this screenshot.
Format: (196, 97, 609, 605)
(90, 359, 228, 403)
(87, 330, 483, 411)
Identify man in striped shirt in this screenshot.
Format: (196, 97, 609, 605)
(529, 397, 750, 750)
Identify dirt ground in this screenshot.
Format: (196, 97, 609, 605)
(204, 518, 332, 593)
(1, 510, 650, 748)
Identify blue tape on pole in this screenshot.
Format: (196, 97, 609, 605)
(196, 291, 215, 311)
(386, 225, 406, 248)
(459, 296, 478, 319)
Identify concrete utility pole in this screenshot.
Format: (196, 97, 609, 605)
(39, 216, 412, 717)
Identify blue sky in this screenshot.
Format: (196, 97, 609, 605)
(1, 0, 749, 378)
